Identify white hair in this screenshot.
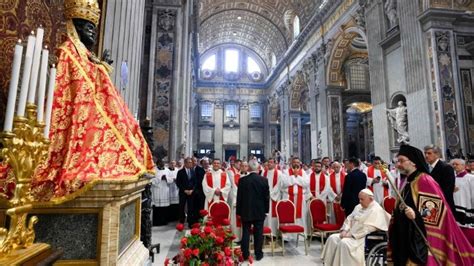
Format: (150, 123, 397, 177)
(450, 158, 466, 166)
(248, 159, 259, 171)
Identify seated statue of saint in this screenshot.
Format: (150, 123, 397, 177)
(321, 189, 390, 266)
(31, 0, 154, 200)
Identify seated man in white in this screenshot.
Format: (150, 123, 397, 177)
(321, 189, 390, 266)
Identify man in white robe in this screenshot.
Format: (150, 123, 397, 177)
(364, 156, 394, 204)
(282, 157, 312, 235)
(309, 160, 331, 201)
(151, 159, 173, 225)
(451, 158, 474, 225)
(321, 189, 390, 266)
(326, 162, 346, 223)
(167, 160, 180, 221)
(202, 158, 232, 211)
(263, 158, 286, 234)
(228, 160, 242, 240)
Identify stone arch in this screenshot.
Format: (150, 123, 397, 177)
(326, 24, 369, 87)
(390, 93, 407, 108)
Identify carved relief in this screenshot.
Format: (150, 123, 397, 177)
(384, 0, 399, 30)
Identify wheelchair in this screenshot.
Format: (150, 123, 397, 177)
(365, 231, 388, 266)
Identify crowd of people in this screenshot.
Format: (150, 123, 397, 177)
(150, 144, 474, 264)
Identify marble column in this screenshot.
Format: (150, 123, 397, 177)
(214, 102, 224, 160)
(264, 101, 272, 158)
(327, 88, 344, 161)
(364, 0, 391, 160)
(239, 103, 249, 159)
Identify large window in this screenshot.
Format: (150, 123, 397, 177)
(250, 104, 262, 120)
(247, 57, 261, 74)
(225, 49, 239, 73)
(225, 104, 238, 120)
(200, 102, 213, 120)
(202, 54, 216, 71)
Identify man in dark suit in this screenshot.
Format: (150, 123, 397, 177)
(341, 158, 367, 216)
(193, 157, 206, 212)
(424, 145, 456, 213)
(176, 157, 198, 227)
(237, 160, 269, 261)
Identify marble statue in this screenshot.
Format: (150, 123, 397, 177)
(384, 0, 399, 29)
(386, 101, 409, 144)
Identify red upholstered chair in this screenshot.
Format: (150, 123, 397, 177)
(313, 202, 346, 250)
(383, 196, 396, 214)
(209, 201, 231, 226)
(308, 199, 327, 246)
(250, 225, 274, 256)
(276, 200, 308, 256)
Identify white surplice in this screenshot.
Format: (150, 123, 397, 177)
(364, 167, 394, 203)
(151, 167, 173, 207)
(202, 169, 231, 210)
(321, 201, 390, 266)
(168, 168, 179, 204)
(281, 169, 311, 235)
(454, 172, 474, 223)
(263, 168, 285, 234)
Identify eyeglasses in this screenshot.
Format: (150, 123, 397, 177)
(395, 159, 411, 164)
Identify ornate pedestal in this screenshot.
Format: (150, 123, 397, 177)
(1, 178, 151, 265)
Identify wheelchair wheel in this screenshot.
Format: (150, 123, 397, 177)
(366, 242, 387, 266)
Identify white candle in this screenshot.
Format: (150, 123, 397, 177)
(36, 46, 49, 122)
(44, 65, 56, 138)
(3, 40, 24, 132)
(27, 27, 44, 104)
(17, 32, 36, 117)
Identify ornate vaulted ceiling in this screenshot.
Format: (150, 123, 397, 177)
(198, 0, 323, 69)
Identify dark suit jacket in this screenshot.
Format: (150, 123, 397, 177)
(430, 160, 455, 213)
(236, 172, 270, 222)
(176, 168, 197, 196)
(341, 168, 367, 216)
(194, 166, 205, 193)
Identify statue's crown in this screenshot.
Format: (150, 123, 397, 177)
(64, 0, 100, 26)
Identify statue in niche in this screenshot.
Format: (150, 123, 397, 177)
(384, 0, 399, 29)
(386, 101, 409, 144)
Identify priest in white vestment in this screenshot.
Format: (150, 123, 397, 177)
(202, 158, 232, 210)
(263, 158, 286, 234)
(451, 159, 474, 225)
(364, 157, 394, 204)
(321, 189, 390, 266)
(228, 160, 242, 240)
(309, 160, 331, 200)
(151, 160, 173, 225)
(282, 157, 312, 235)
(326, 162, 346, 223)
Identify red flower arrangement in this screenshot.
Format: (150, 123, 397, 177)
(165, 213, 248, 265)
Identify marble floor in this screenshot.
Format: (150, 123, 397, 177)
(151, 224, 324, 265)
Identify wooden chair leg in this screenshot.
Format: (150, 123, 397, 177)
(270, 234, 274, 256)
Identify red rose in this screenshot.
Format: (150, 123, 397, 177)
(216, 236, 224, 245)
(222, 219, 230, 226)
(204, 226, 212, 234)
(249, 256, 254, 263)
(192, 248, 199, 257)
(192, 223, 200, 229)
(234, 248, 242, 256)
(164, 257, 170, 266)
(209, 232, 216, 239)
(206, 220, 214, 226)
(184, 248, 192, 258)
(202, 263, 209, 266)
(180, 237, 187, 246)
(200, 209, 208, 217)
(176, 223, 185, 232)
(199, 232, 206, 238)
(224, 247, 231, 256)
(191, 228, 200, 236)
(216, 252, 224, 262)
(238, 255, 244, 262)
(230, 234, 237, 240)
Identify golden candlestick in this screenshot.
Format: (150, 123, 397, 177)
(0, 104, 50, 256)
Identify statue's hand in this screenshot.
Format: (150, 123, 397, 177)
(101, 49, 114, 65)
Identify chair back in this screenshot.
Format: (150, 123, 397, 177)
(209, 201, 230, 225)
(333, 202, 346, 226)
(276, 200, 296, 224)
(383, 196, 396, 214)
(309, 199, 327, 227)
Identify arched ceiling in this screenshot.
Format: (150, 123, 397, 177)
(198, 0, 323, 69)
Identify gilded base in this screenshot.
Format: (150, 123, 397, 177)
(0, 243, 51, 265)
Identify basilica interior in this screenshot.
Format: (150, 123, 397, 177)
(0, 0, 474, 265)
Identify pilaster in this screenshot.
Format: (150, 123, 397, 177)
(239, 103, 249, 159)
(214, 101, 224, 160)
